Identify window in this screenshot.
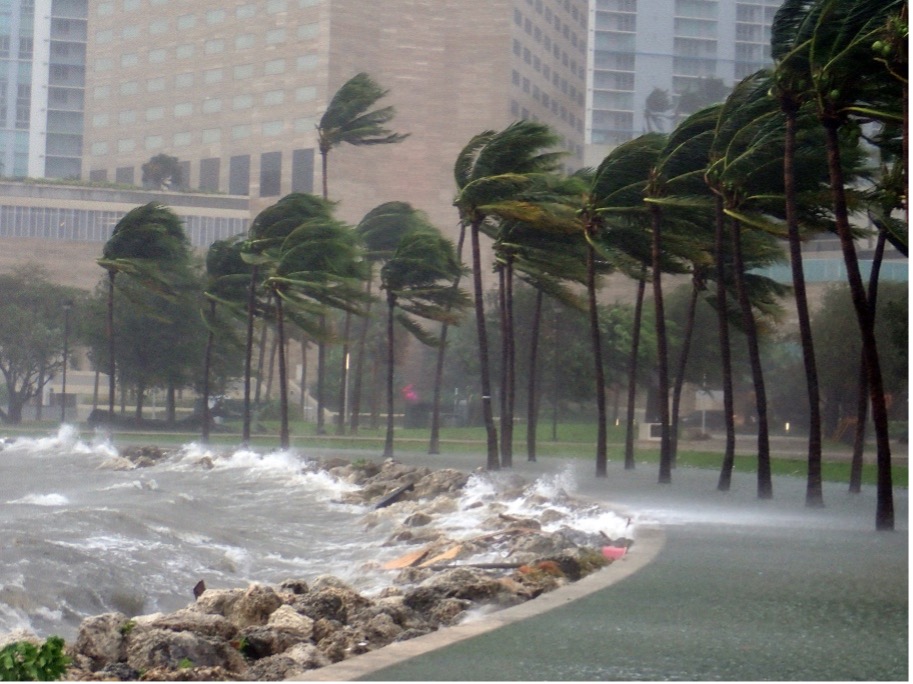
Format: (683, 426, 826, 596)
(200, 158, 220, 192)
(174, 102, 193, 117)
(262, 121, 283, 136)
(232, 124, 251, 139)
(145, 106, 164, 121)
(205, 39, 224, 54)
(267, 0, 287, 13)
(297, 54, 318, 70)
(120, 53, 138, 67)
(202, 99, 222, 113)
(206, 9, 226, 23)
(149, 18, 168, 34)
(92, 113, 109, 127)
(118, 110, 136, 125)
(235, 33, 255, 50)
(177, 14, 195, 30)
(291, 149, 314, 193)
(145, 135, 163, 150)
(122, 25, 140, 39)
(236, 4, 256, 18)
(232, 94, 253, 110)
(260, 151, 282, 196)
(148, 48, 166, 63)
(91, 142, 108, 155)
(95, 29, 113, 43)
(297, 23, 318, 39)
(204, 68, 223, 84)
(147, 76, 165, 91)
(175, 73, 193, 88)
(117, 138, 135, 153)
(176, 43, 195, 58)
(266, 28, 285, 44)
(173, 132, 192, 147)
(295, 86, 316, 102)
(264, 90, 285, 105)
(264, 58, 285, 75)
(230, 155, 250, 195)
(234, 64, 254, 80)
(119, 81, 138, 95)
(201, 129, 221, 144)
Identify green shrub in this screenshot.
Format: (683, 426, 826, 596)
(0, 636, 69, 681)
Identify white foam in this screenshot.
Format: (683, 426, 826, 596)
(9, 493, 69, 506)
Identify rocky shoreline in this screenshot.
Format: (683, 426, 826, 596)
(7, 449, 633, 681)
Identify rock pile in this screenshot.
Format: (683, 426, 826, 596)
(58, 455, 631, 681)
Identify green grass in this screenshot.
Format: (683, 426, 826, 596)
(4, 419, 905, 488)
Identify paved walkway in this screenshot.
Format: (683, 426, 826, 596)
(296, 445, 908, 681)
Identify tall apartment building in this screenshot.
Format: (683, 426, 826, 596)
(586, 0, 783, 162)
(81, 0, 588, 233)
(0, 0, 86, 179)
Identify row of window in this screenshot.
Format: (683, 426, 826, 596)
(91, 149, 315, 200)
(509, 100, 583, 159)
(524, 0, 587, 30)
(97, 0, 319, 16)
(511, 69, 584, 134)
(0, 204, 248, 247)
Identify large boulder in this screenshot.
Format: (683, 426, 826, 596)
(72, 612, 130, 671)
(148, 608, 239, 641)
(125, 628, 247, 673)
(225, 584, 282, 628)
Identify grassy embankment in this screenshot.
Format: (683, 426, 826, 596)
(3, 419, 906, 488)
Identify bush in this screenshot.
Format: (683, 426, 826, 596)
(0, 636, 69, 681)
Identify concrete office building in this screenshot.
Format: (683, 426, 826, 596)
(81, 0, 588, 233)
(585, 0, 783, 163)
(0, 0, 87, 179)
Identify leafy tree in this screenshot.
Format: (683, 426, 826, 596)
(644, 87, 672, 132)
(379, 221, 467, 456)
(0, 266, 82, 424)
(142, 153, 184, 191)
(97, 203, 190, 419)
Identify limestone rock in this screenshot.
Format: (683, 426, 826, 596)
(72, 612, 130, 671)
(125, 628, 247, 674)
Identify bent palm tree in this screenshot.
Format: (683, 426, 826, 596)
(380, 223, 468, 457)
(98, 203, 188, 420)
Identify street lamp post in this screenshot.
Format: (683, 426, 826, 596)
(61, 300, 73, 424)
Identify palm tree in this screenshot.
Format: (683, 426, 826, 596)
(350, 202, 419, 434)
(379, 223, 468, 457)
(317, 72, 409, 200)
(98, 203, 188, 420)
(201, 237, 250, 442)
(317, 72, 408, 435)
(453, 121, 565, 470)
(264, 217, 368, 448)
(580, 134, 665, 476)
(803, 0, 903, 530)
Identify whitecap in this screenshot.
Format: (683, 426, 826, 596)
(9, 493, 69, 506)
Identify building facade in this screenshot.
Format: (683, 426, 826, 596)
(585, 0, 783, 163)
(0, 0, 86, 179)
(81, 0, 588, 233)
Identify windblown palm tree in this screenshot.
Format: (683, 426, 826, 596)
(379, 222, 468, 457)
(98, 203, 189, 420)
(453, 121, 565, 470)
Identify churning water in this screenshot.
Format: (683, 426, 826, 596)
(0, 426, 630, 642)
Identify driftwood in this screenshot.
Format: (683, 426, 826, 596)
(374, 482, 415, 509)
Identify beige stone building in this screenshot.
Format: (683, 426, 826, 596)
(81, 0, 588, 236)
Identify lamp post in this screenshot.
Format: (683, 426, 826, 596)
(61, 299, 73, 424)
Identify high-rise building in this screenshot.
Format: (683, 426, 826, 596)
(81, 0, 588, 232)
(585, 0, 783, 163)
(0, 0, 87, 179)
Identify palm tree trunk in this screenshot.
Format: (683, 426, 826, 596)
(823, 120, 893, 531)
(849, 229, 886, 492)
(336, 312, 351, 435)
(729, 217, 772, 499)
(624, 275, 647, 470)
(526, 288, 544, 462)
(135, 381, 144, 422)
(671, 276, 700, 466)
(255, 319, 267, 404)
(242, 265, 259, 445)
(316, 315, 327, 435)
(650, 204, 672, 484)
(714, 196, 737, 491)
(498, 266, 509, 464)
(783, 105, 824, 507)
(470, 219, 499, 470)
(504, 259, 516, 468)
(265, 333, 278, 401)
(299, 332, 308, 419)
(320, 149, 329, 201)
(106, 270, 116, 418)
(383, 295, 396, 458)
(550, 303, 560, 441)
(429, 224, 466, 454)
(586, 240, 608, 478)
(201, 300, 215, 443)
(350, 280, 373, 433)
(275, 292, 289, 449)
